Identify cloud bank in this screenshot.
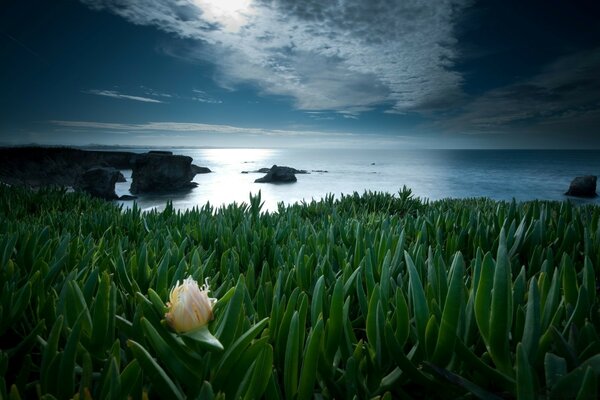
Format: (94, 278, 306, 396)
(84, 89, 163, 103)
(81, 0, 469, 114)
(50, 119, 357, 138)
(442, 48, 600, 137)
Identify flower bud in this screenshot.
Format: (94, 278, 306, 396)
(165, 277, 216, 333)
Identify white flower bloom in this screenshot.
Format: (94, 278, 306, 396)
(165, 277, 216, 333)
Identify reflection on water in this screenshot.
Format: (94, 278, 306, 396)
(115, 148, 600, 212)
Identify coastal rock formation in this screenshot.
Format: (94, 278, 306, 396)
(75, 167, 120, 200)
(0, 147, 213, 196)
(0, 147, 137, 188)
(255, 165, 299, 183)
(130, 153, 198, 193)
(565, 175, 597, 197)
(192, 164, 212, 174)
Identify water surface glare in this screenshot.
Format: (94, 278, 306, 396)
(112, 148, 600, 211)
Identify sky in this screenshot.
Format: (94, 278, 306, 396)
(1, 0, 599, 149)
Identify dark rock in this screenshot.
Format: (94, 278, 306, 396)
(311, 169, 328, 173)
(0, 146, 137, 188)
(148, 150, 173, 155)
(192, 164, 212, 174)
(119, 194, 137, 201)
(130, 153, 197, 194)
(250, 166, 308, 174)
(255, 165, 298, 183)
(117, 172, 126, 182)
(565, 175, 597, 198)
(75, 167, 120, 200)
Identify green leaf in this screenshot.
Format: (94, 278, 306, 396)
(325, 279, 344, 360)
(576, 366, 597, 400)
(215, 275, 245, 348)
(90, 272, 112, 353)
(311, 275, 325, 327)
(516, 343, 535, 400)
(120, 360, 142, 399)
(425, 362, 503, 400)
(213, 317, 269, 385)
(297, 319, 324, 400)
(522, 278, 540, 363)
(127, 339, 184, 400)
(474, 253, 494, 342)
(404, 251, 429, 349)
(58, 313, 84, 400)
(366, 285, 382, 361)
(242, 344, 273, 400)
(182, 326, 224, 352)
(394, 289, 410, 347)
(488, 230, 513, 375)
(284, 312, 300, 399)
(99, 358, 121, 400)
(141, 318, 203, 385)
(41, 316, 63, 393)
(432, 251, 465, 366)
(544, 353, 566, 391)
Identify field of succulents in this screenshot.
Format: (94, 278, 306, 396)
(2, 185, 600, 399)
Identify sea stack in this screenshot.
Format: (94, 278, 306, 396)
(130, 153, 198, 193)
(565, 175, 597, 198)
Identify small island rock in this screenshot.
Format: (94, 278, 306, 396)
(255, 165, 299, 183)
(565, 175, 597, 198)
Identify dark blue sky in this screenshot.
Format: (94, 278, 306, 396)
(1, 0, 599, 148)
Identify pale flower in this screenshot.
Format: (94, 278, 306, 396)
(165, 277, 216, 333)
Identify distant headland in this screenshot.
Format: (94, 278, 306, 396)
(0, 146, 211, 199)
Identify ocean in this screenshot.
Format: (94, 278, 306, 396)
(110, 148, 600, 212)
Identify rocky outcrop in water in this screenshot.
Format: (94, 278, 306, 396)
(130, 153, 198, 194)
(254, 165, 300, 183)
(75, 167, 121, 200)
(565, 175, 597, 198)
(244, 166, 308, 174)
(192, 164, 212, 174)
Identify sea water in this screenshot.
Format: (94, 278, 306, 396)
(110, 148, 600, 212)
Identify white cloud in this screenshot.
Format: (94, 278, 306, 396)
(192, 89, 223, 103)
(84, 89, 163, 103)
(50, 119, 358, 138)
(81, 0, 469, 114)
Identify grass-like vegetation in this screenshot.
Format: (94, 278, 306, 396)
(1, 185, 600, 399)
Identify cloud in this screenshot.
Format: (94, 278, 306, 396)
(84, 89, 163, 103)
(192, 89, 222, 104)
(140, 86, 173, 98)
(441, 48, 600, 135)
(80, 0, 470, 114)
(50, 119, 358, 138)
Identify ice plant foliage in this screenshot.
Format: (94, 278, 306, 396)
(3, 187, 600, 399)
(165, 277, 216, 333)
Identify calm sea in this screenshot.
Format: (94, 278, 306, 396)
(106, 148, 600, 212)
